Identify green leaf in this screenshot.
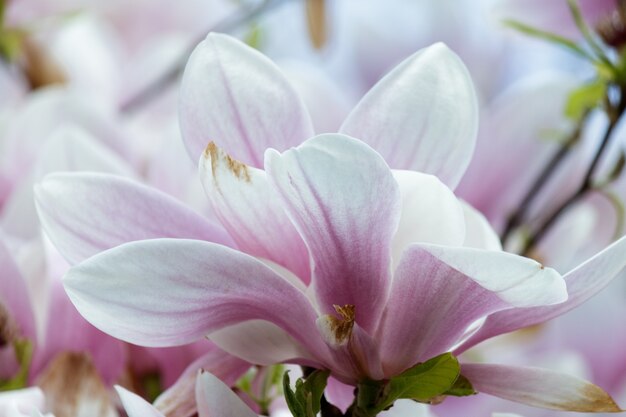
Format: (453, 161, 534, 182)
(0, 339, 33, 391)
(300, 369, 330, 416)
(282, 369, 330, 417)
(564, 81, 607, 120)
(502, 19, 593, 60)
(0, 29, 23, 62)
(375, 352, 460, 411)
(244, 23, 262, 50)
(442, 374, 476, 397)
(566, 0, 612, 65)
(0, 0, 6, 28)
(283, 371, 305, 417)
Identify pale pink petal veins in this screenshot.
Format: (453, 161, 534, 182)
(196, 371, 258, 417)
(179, 32, 314, 166)
(199, 143, 311, 283)
(340, 42, 478, 189)
(63, 239, 329, 361)
(116, 386, 166, 417)
(462, 363, 622, 412)
(265, 134, 401, 332)
(35, 172, 234, 265)
(457, 235, 626, 353)
(378, 244, 566, 376)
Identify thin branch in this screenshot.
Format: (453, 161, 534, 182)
(500, 117, 586, 244)
(119, 0, 291, 114)
(521, 87, 626, 255)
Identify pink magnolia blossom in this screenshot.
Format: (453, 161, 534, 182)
(37, 33, 626, 412)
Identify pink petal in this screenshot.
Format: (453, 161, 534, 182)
(154, 345, 250, 417)
(462, 363, 622, 412)
(179, 32, 314, 166)
(35, 172, 234, 265)
(196, 370, 258, 417)
(210, 320, 317, 366)
(63, 238, 329, 360)
(0, 239, 36, 341)
(461, 201, 502, 251)
(340, 43, 478, 189)
(116, 386, 166, 417)
(200, 142, 311, 283)
(391, 170, 465, 266)
(265, 134, 401, 332)
(378, 244, 566, 376)
(457, 235, 626, 353)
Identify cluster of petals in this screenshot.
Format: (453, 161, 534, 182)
(34, 32, 626, 412)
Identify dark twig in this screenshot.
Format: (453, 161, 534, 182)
(500, 117, 587, 245)
(119, 0, 291, 114)
(521, 87, 626, 255)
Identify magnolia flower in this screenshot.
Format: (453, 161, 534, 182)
(37, 33, 626, 412)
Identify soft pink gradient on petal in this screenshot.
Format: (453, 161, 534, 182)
(378, 244, 557, 376)
(462, 363, 622, 412)
(116, 385, 166, 417)
(265, 134, 401, 332)
(154, 345, 250, 417)
(196, 371, 258, 417)
(63, 238, 329, 360)
(457, 235, 626, 353)
(35, 172, 234, 265)
(324, 377, 354, 414)
(179, 32, 314, 166)
(199, 144, 310, 283)
(210, 320, 318, 367)
(0, 239, 36, 341)
(340, 43, 478, 189)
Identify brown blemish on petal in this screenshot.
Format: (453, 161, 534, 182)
(551, 383, 623, 413)
(37, 352, 116, 417)
(204, 141, 251, 184)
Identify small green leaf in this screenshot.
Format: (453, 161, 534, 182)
(0, 339, 33, 391)
(282, 369, 330, 417)
(283, 371, 305, 417)
(300, 369, 330, 415)
(502, 19, 593, 60)
(566, 0, 612, 65)
(0, 29, 23, 62)
(376, 352, 460, 411)
(244, 23, 262, 50)
(564, 81, 607, 120)
(0, 0, 6, 27)
(442, 374, 476, 397)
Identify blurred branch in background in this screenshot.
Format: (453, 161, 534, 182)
(119, 0, 293, 114)
(500, 0, 626, 255)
